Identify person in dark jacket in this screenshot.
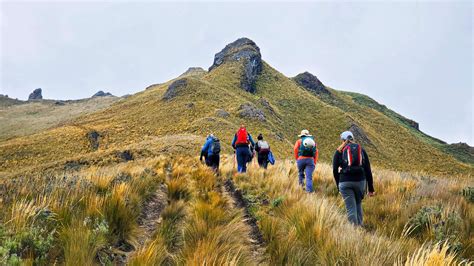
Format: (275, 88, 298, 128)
(255, 134, 270, 169)
(231, 125, 255, 173)
(200, 134, 220, 172)
(332, 131, 375, 226)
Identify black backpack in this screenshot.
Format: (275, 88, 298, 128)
(341, 143, 364, 174)
(210, 138, 221, 154)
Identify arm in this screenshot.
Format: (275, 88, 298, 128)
(293, 140, 300, 160)
(332, 151, 341, 189)
(248, 134, 256, 147)
(231, 134, 237, 149)
(314, 149, 319, 164)
(200, 139, 210, 160)
(362, 150, 375, 193)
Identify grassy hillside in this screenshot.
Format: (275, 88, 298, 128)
(0, 156, 472, 264)
(0, 96, 120, 141)
(0, 59, 471, 178)
(340, 91, 474, 165)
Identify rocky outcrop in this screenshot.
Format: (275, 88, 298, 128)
(450, 142, 474, 155)
(293, 72, 329, 94)
(405, 119, 419, 130)
(86, 130, 100, 150)
(28, 88, 43, 100)
(348, 123, 372, 146)
(238, 103, 265, 121)
(92, 91, 113, 97)
(162, 79, 187, 101)
(215, 109, 230, 118)
(209, 38, 262, 93)
(116, 150, 133, 161)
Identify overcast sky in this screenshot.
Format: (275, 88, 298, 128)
(1, 1, 472, 145)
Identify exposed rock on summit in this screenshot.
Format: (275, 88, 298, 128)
(293, 72, 329, 94)
(209, 38, 262, 93)
(92, 91, 113, 97)
(28, 88, 43, 100)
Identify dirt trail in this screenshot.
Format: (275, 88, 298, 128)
(135, 184, 168, 247)
(120, 164, 171, 264)
(222, 177, 267, 265)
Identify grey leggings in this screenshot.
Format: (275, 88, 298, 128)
(339, 180, 366, 226)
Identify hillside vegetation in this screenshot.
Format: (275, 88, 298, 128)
(0, 96, 120, 141)
(0, 37, 472, 264)
(0, 155, 472, 264)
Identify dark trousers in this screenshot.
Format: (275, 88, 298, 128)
(205, 154, 220, 172)
(236, 146, 250, 173)
(257, 153, 269, 169)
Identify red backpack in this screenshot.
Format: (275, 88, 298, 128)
(342, 143, 364, 174)
(236, 128, 248, 145)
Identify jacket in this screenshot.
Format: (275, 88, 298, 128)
(332, 146, 374, 192)
(201, 136, 217, 157)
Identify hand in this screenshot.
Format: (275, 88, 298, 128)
(368, 191, 375, 197)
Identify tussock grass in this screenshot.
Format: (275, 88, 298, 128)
(219, 156, 473, 264)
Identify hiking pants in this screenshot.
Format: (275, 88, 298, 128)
(236, 146, 251, 173)
(257, 153, 269, 169)
(339, 180, 366, 226)
(297, 158, 315, 192)
(205, 154, 220, 172)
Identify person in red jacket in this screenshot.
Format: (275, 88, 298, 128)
(293, 129, 319, 192)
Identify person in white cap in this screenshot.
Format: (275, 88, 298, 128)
(333, 131, 375, 226)
(293, 129, 319, 192)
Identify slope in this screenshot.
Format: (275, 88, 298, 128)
(0, 38, 471, 178)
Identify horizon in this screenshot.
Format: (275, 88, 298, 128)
(1, 1, 472, 145)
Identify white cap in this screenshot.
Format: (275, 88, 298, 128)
(340, 131, 354, 141)
(298, 129, 312, 137)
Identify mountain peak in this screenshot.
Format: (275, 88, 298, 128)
(293, 72, 329, 94)
(209, 37, 262, 93)
(92, 90, 113, 97)
(179, 67, 207, 77)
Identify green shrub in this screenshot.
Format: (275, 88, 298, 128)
(405, 205, 463, 252)
(271, 196, 285, 208)
(461, 187, 474, 203)
(0, 226, 55, 265)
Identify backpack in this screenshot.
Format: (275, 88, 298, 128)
(236, 128, 248, 145)
(210, 138, 221, 154)
(298, 136, 316, 157)
(258, 140, 270, 153)
(341, 143, 364, 174)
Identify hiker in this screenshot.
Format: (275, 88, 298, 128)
(231, 125, 255, 173)
(255, 134, 271, 169)
(332, 131, 375, 226)
(293, 130, 319, 192)
(200, 134, 221, 172)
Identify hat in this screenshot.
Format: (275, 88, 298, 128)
(340, 131, 354, 141)
(298, 129, 312, 137)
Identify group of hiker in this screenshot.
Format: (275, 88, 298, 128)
(200, 125, 375, 226)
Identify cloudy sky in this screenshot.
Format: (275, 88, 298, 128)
(1, 1, 472, 144)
